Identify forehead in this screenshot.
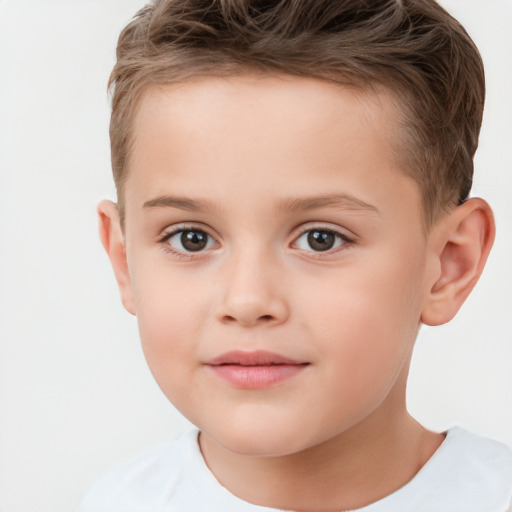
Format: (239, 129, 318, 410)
(125, 74, 420, 224)
(131, 75, 397, 159)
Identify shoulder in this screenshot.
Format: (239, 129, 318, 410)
(443, 427, 512, 479)
(358, 427, 512, 512)
(404, 427, 512, 511)
(77, 429, 200, 512)
(424, 427, 512, 510)
(76, 429, 272, 512)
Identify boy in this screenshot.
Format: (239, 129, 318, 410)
(79, 0, 512, 510)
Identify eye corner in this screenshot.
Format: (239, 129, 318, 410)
(291, 226, 354, 255)
(158, 225, 219, 257)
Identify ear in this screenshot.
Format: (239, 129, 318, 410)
(421, 198, 495, 326)
(97, 200, 136, 315)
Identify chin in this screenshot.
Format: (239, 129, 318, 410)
(202, 420, 321, 458)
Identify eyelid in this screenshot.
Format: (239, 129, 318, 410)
(158, 223, 220, 257)
(156, 222, 355, 259)
(291, 222, 355, 242)
(290, 223, 355, 256)
(158, 222, 218, 241)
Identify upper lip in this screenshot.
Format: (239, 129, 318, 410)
(205, 350, 308, 366)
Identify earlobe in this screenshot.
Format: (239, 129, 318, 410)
(421, 198, 495, 326)
(97, 200, 136, 315)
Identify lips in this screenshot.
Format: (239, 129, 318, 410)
(204, 350, 309, 389)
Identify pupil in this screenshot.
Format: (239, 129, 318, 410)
(181, 230, 207, 251)
(308, 230, 335, 251)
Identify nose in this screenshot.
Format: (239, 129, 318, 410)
(215, 252, 289, 328)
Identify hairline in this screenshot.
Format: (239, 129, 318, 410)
(114, 68, 439, 233)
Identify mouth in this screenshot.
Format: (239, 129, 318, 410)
(204, 350, 310, 389)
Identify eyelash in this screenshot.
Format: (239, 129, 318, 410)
(293, 227, 353, 257)
(158, 225, 354, 259)
(158, 225, 217, 260)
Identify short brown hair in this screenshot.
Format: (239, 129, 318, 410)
(109, 0, 485, 227)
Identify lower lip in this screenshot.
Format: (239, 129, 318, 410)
(207, 364, 308, 389)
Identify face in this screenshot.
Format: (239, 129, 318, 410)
(120, 75, 433, 457)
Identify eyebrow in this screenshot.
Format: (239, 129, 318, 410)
(142, 193, 378, 214)
(143, 196, 217, 213)
(279, 194, 379, 214)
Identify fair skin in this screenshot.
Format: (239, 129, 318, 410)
(99, 75, 494, 511)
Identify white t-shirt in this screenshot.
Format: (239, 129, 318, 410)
(78, 427, 512, 512)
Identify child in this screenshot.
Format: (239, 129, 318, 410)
(79, 0, 512, 510)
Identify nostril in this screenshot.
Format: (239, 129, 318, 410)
(221, 314, 275, 325)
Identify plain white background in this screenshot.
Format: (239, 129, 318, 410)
(0, 1, 511, 511)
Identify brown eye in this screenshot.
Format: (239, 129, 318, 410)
(307, 230, 336, 251)
(166, 229, 214, 253)
(294, 229, 348, 253)
(181, 230, 208, 251)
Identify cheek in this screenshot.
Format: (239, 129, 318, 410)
(305, 257, 423, 339)
(303, 256, 424, 395)
(130, 266, 209, 384)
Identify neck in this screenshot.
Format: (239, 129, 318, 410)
(199, 396, 444, 511)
